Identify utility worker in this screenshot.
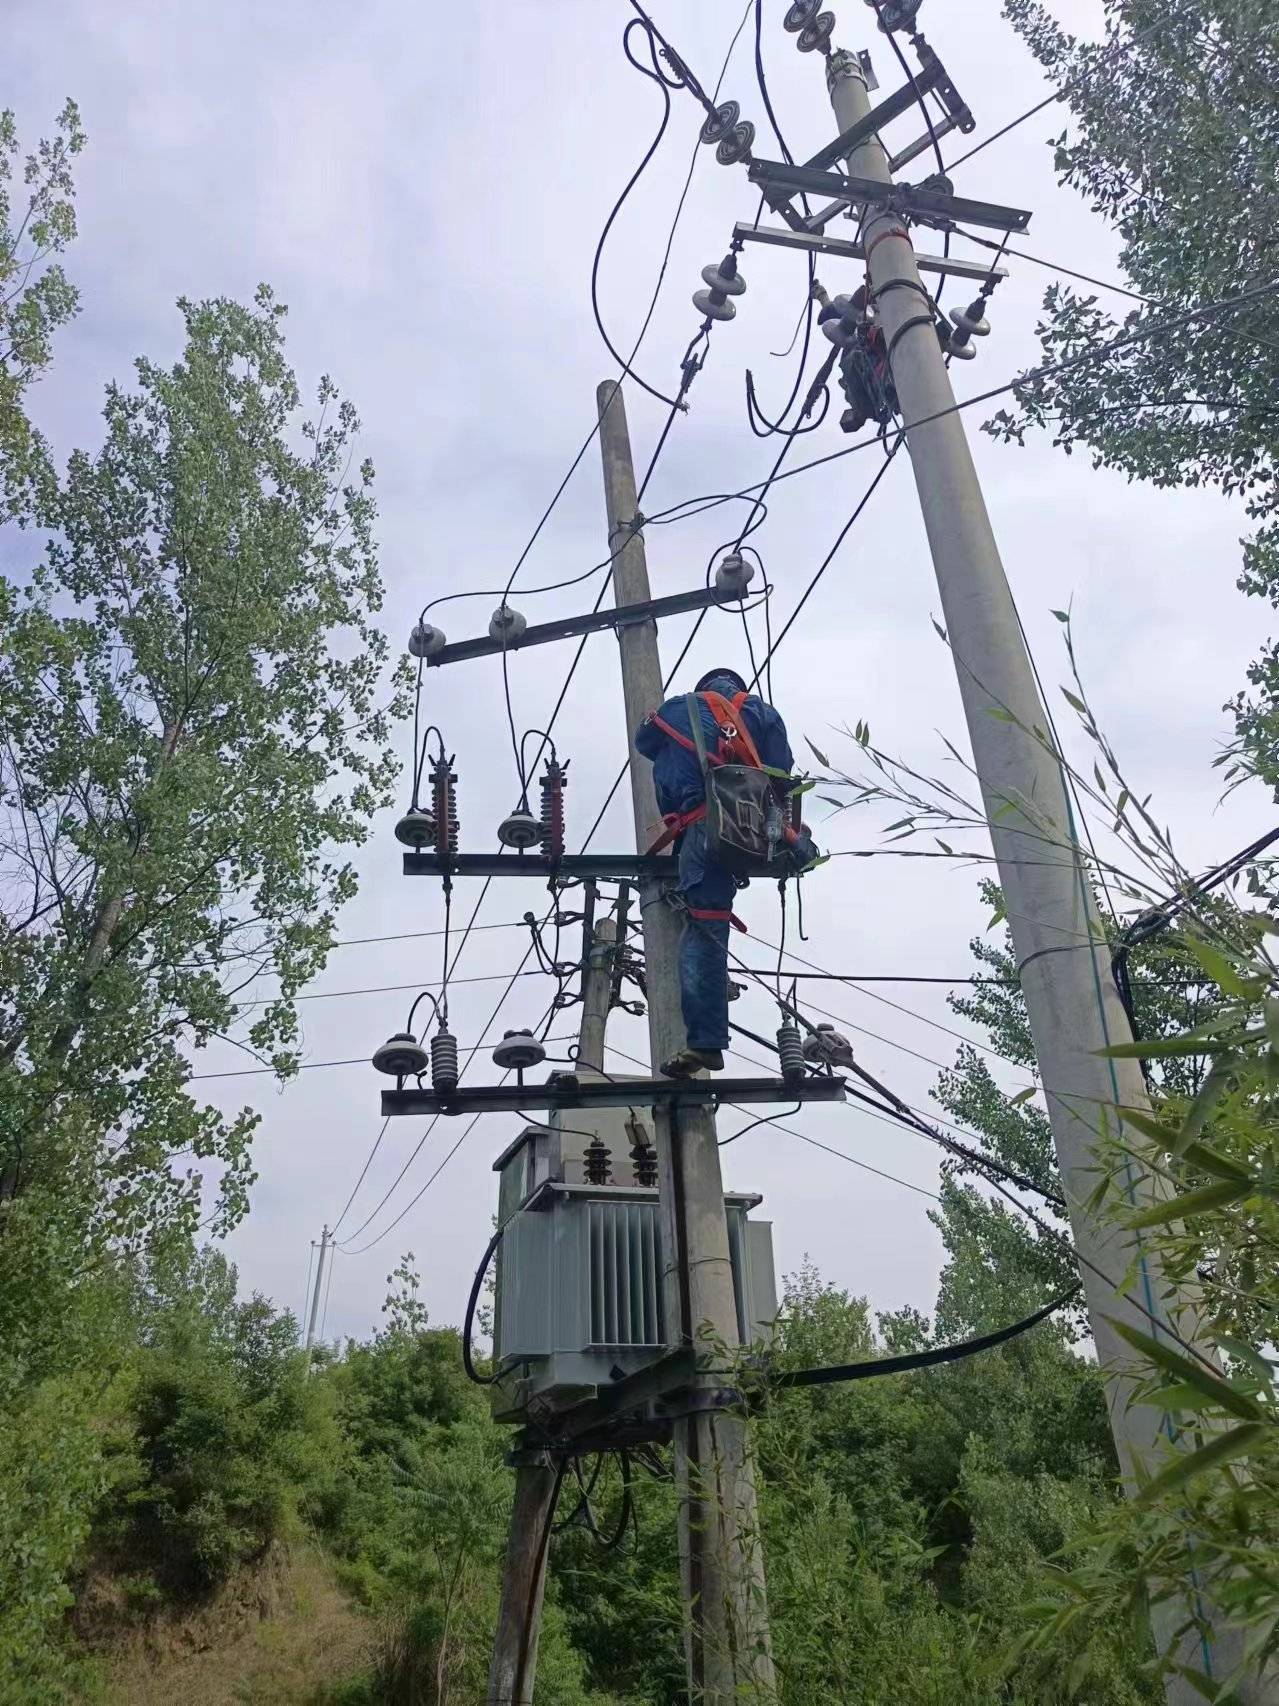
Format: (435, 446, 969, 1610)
(635, 667, 815, 1078)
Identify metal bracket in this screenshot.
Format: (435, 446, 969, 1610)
(733, 221, 1006, 284)
(748, 158, 1032, 234)
(424, 585, 740, 668)
(402, 851, 679, 882)
(380, 1074, 848, 1118)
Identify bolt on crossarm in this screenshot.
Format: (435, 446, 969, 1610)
(818, 32, 1250, 1700)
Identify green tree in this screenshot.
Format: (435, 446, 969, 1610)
(0, 99, 85, 512)
(0, 286, 411, 1254)
(990, 0, 1279, 787)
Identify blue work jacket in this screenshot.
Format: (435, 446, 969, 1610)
(634, 692, 795, 817)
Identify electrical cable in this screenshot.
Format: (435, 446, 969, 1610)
(1111, 826, 1279, 1054)
(461, 1180, 546, 1385)
(592, 5, 754, 408)
(768, 1284, 1080, 1390)
(745, 435, 904, 695)
(718, 1102, 802, 1147)
(331, 1117, 390, 1237)
(639, 278, 1279, 529)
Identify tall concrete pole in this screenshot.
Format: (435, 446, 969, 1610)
(486, 914, 620, 1706)
(822, 40, 1248, 1698)
(597, 381, 774, 1705)
(302, 1224, 329, 1373)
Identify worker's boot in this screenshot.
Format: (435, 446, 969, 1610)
(661, 1047, 725, 1078)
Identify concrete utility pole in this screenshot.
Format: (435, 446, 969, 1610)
(486, 914, 618, 1706)
(302, 1224, 330, 1373)
(596, 381, 775, 1705)
(822, 40, 1249, 1699)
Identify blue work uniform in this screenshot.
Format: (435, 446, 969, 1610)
(635, 685, 794, 1053)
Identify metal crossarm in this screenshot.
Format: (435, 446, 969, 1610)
(402, 852, 679, 881)
(747, 159, 1032, 233)
(733, 222, 1006, 283)
(425, 586, 742, 668)
(380, 1074, 848, 1117)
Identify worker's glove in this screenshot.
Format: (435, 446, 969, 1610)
(784, 826, 823, 874)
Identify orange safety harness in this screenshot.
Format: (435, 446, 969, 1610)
(641, 689, 774, 933)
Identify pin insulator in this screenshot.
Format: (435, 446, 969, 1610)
(714, 552, 756, 598)
(489, 604, 527, 643)
(372, 1031, 428, 1077)
(394, 805, 437, 848)
(492, 1028, 546, 1072)
(409, 621, 446, 658)
(498, 806, 541, 849)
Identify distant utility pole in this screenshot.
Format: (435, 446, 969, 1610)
(487, 914, 618, 1706)
(596, 381, 774, 1705)
(303, 1223, 330, 1373)
(820, 39, 1249, 1699)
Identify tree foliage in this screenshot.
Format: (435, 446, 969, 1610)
(0, 286, 411, 1257)
(991, 0, 1279, 788)
(0, 99, 84, 514)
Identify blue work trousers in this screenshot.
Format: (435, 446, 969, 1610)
(676, 822, 736, 1052)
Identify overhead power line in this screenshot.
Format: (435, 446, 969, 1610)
(642, 278, 1279, 530)
(944, 12, 1176, 174)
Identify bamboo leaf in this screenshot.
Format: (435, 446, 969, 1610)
(1172, 1057, 1237, 1155)
(1108, 1319, 1266, 1422)
(1216, 1335, 1276, 1388)
(1124, 1178, 1251, 1229)
(1009, 1086, 1037, 1107)
(1134, 1384, 1217, 1412)
(1133, 1422, 1267, 1508)
(1062, 688, 1088, 714)
(805, 738, 830, 769)
(1099, 1034, 1218, 1059)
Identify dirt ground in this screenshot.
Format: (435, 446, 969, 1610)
(87, 1546, 370, 1706)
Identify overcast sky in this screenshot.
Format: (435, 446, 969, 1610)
(8, 0, 1271, 1346)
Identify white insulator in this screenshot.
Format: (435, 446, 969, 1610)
(701, 261, 746, 297)
(947, 337, 977, 361)
(372, 1031, 428, 1077)
(714, 552, 756, 598)
(497, 807, 541, 849)
(394, 805, 437, 848)
(950, 303, 991, 338)
(492, 1029, 547, 1072)
(693, 288, 736, 322)
(409, 621, 446, 658)
(489, 604, 527, 642)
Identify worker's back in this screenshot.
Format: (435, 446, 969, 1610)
(635, 689, 793, 817)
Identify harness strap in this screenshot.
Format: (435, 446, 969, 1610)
(648, 709, 724, 765)
(643, 803, 705, 857)
(687, 905, 748, 934)
(700, 688, 764, 769)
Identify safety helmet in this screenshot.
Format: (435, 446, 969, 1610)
(695, 666, 749, 695)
